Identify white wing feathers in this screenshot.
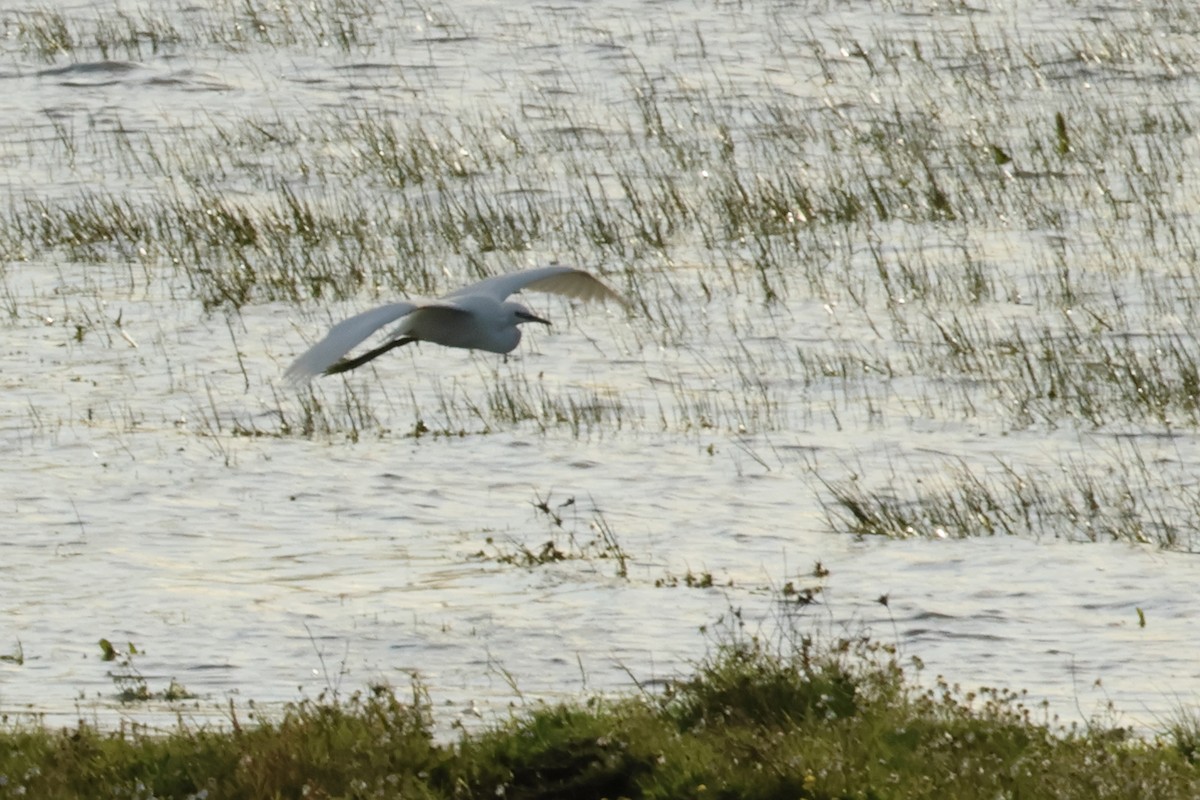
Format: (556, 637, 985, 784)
(284, 301, 418, 382)
(286, 267, 624, 382)
(447, 265, 624, 305)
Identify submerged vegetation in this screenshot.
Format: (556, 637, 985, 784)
(1, 635, 1198, 798)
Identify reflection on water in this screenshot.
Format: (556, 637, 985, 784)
(1, 0, 1199, 734)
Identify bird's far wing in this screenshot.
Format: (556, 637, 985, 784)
(520, 268, 626, 305)
(285, 301, 418, 383)
(447, 266, 626, 305)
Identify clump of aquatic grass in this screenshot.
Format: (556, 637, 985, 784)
(271, 381, 389, 443)
(4, 7, 187, 61)
(266, 364, 630, 441)
(653, 568, 720, 589)
(97, 639, 194, 704)
(0, 639, 23, 665)
(5, 9, 75, 59)
(97, 638, 151, 702)
(3, 0, 397, 62)
(191, 375, 393, 445)
(813, 446, 1200, 551)
(478, 372, 627, 437)
(473, 491, 629, 577)
(5, 7, 176, 61)
(891, 303, 1200, 430)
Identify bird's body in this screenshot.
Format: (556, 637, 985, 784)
(285, 266, 623, 382)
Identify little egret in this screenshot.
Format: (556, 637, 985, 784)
(284, 266, 623, 382)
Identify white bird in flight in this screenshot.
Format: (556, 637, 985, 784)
(285, 266, 624, 382)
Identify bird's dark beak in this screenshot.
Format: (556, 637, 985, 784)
(519, 311, 552, 326)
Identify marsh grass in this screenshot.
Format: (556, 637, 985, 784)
(95, 639, 196, 704)
(0, 640, 23, 666)
(8, 5, 1199, 443)
(6, 1, 1200, 552)
(1, 633, 1197, 799)
(653, 567, 719, 590)
(813, 445, 1200, 550)
(3, 0, 397, 61)
(479, 372, 627, 436)
(473, 492, 629, 577)
(273, 382, 386, 443)
(8, 3, 1200, 421)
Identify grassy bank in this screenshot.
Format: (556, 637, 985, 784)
(1, 636, 1196, 799)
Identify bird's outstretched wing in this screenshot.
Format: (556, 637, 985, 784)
(447, 265, 624, 305)
(286, 267, 625, 383)
(285, 301, 418, 382)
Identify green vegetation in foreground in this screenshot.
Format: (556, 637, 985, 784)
(2, 637, 1197, 799)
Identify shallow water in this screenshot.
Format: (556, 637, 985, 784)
(2, 0, 1199, 736)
